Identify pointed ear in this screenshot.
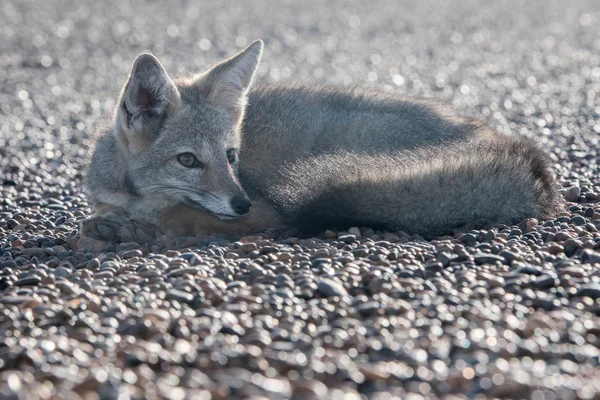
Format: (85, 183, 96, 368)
(201, 40, 263, 116)
(114, 53, 180, 152)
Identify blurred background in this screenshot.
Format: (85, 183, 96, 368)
(1, 0, 598, 161)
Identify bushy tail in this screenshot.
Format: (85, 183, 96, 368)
(266, 137, 564, 238)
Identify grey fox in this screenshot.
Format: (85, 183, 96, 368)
(83, 40, 563, 241)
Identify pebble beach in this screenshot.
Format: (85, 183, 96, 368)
(1, 0, 600, 398)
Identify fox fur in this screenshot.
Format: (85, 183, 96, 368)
(83, 40, 564, 241)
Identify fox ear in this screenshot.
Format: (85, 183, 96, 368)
(115, 53, 180, 152)
(201, 40, 263, 117)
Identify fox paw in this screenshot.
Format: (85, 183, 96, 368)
(80, 215, 161, 243)
(118, 218, 161, 243)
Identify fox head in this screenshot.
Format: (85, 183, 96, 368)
(112, 41, 263, 219)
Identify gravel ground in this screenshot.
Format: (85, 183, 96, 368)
(1, 0, 600, 399)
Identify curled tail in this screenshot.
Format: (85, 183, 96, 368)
(266, 137, 564, 238)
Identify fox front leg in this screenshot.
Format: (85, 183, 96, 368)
(80, 205, 162, 243)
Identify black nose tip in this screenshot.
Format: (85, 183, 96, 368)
(230, 195, 252, 215)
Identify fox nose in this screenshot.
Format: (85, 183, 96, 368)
(230, 195, 252, 215)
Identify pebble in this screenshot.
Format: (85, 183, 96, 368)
(166, 289, 194, 303)
(565, 186, 581, 202)
(514, 265, 543, 276)
(461, 233, 478, 244)
(473, 253, 504, 265)
(338, 234, 356, 243)
(316, 278, 349, 297)
(119, 249, 143, 259)
(534, 274, 557, 289)
(580, 249, 600, 264)
(577, 283, 600, 299)
(54, 266, 72, 278)
(13, 276, 42, 286)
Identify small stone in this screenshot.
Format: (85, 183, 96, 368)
(580, 249, 600, 264)
(94, 270, 114, 279)
(585, 192, 599, 201)
(498, 250, 519, 262)
(119, 249, 143, 259)
(360, 363, 391, 381)
(560, 266, 586, 278)
(180, 252, 199, 265)
(0, 296, 37, 305)
(514, 265, 543, 276)
(273, 288, 295, 299)
(260, 245, 279, 254)
(52, 245, 66, 254)
(14, 276, 42, 286)
(338, 234, 356, 243)
(167, 267, 201, 277)
(483, 230, 496, 241)
(116, 242, 143, 252)
(248, 263, 266, 278)
(565, 186, 581, 202)
(473, 253, 504, 265)
(357, 300, 382, 317)
(86, 258, 101, 271)
(143, 308, 171, 322)
(437, 252, 457, 267)
(352, 248, 369, 258)
(292, 379, 329, 399)
(548, 244, 564, 255)
(5, 373, 22, 392)
(54, 266, 72, 278)
(554, 231, 572, 241)
(461, 233, 478, 244)
(577, 283, 600, 299)
(317, 278, 348, 297)
(534, 274, 557, 289)
(166, 289, 194, 303)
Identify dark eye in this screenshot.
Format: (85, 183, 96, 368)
(227, 149, 238, 164)
(177, 152, 202, 168)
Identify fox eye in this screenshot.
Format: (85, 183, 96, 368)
(227, 149, 238, 164)
(177, 152, 203, 168)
